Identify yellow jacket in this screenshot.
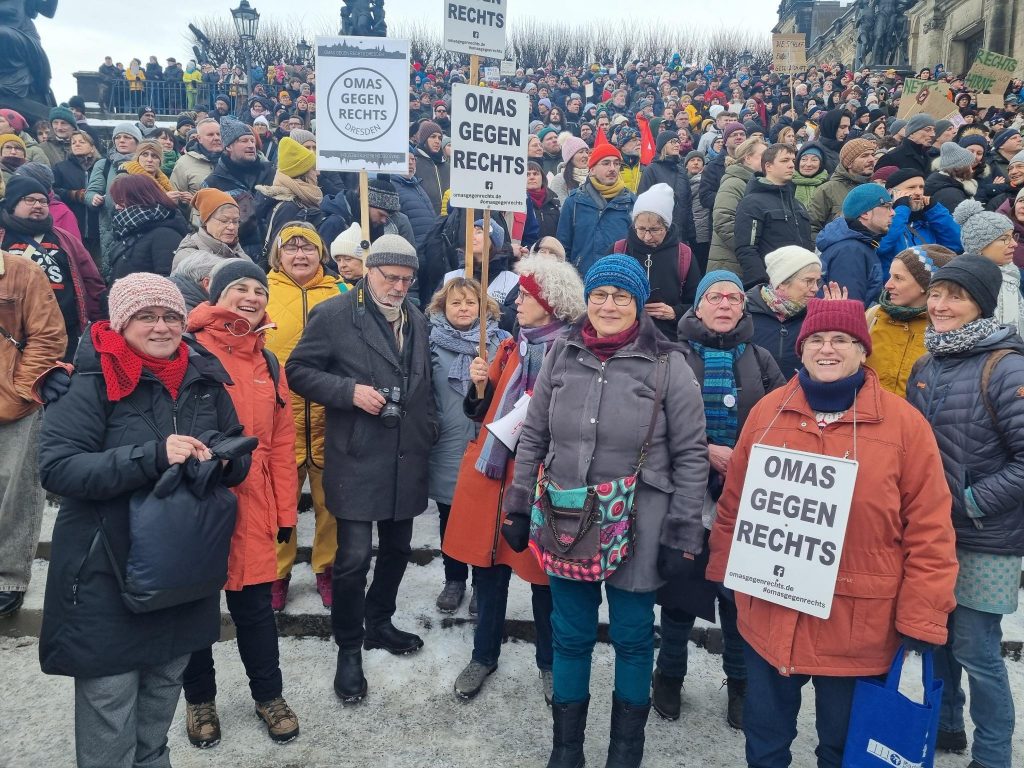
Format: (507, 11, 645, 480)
(264, 266, 348, 465)
(865, 305, 929, 398)
(620, 160, 644, 194)
(183, 69, 202, 89)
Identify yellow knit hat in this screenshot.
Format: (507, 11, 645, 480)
(277, 136, 315, 178)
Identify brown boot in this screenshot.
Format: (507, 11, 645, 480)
(185, 700, 221, 748)
(254, 697, 299, 743)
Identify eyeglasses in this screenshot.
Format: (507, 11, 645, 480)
(588, 290, 634, 307)
(803, 335, 858, 351)
(20, 196, 49, 208)
(282, 243, 319, 254)
(703, 292, 745, 307)
(376, 268, 416, 287)
(635, 226, 666, 237)
(210, 216, 240, 227)
(996, 233, 1021, 245)
(131, 312, 184, 328)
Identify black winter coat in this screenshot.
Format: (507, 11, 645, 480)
(110, 212, 190, 280)
(203, 155, 276, 259)
(925, 172, 971, 216)
(878, 138, 932, 176)
(53, 156, 100, 241)
(533, 188, 561, 241)
(906, 328, 1024, 556)
(745, 286, 807, 378)
(394, 174, 438, 251)
(733, 177, 813, 288)
(698, 153, 726, 211)
(285, 283, 438, 522)
(38, 332, 250, 678)
(638, 158, 698, 245)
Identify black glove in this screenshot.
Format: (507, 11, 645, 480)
(40, 369, 71, 404)
(277, 527, 293, 545)
(900, 634, 938, 655)
(657, 545, 698, 581)
(500, 513, 531, 553)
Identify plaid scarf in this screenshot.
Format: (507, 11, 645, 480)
(924, 317, 1001, 357)
(429, 313, 510, 396)
(691, 341, 745, 448)
(111, 204, 174, 240)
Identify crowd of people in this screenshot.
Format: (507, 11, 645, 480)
(0, 47, 1022, 768)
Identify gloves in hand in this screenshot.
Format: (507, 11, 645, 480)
(657, 545, 699, 581)
(277, 527, 294, 545)
(900, 634, 938, 655)
(500, 514, 531, 553)
(40, 369, 71, 404)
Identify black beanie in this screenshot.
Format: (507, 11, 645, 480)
(656, 130, 679, 156)
(929, 254, 1002, 319)
(207, 258, 269, 304)
(2, 175, 47, 212)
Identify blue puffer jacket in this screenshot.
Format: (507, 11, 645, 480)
(394, 174, 438, 251)
(816, 217, 884, 305)
(906, 327, 1024, 556)
(556, 181, 635, 275)
(876, 201, 961, 278)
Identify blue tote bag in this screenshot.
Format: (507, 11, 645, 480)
(842, 646, 943, 768)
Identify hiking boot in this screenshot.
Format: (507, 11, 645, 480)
(605, 694, 651, 768)
(726, 677, 746, 730)
(334, 648, 367, 704)
(364, 621, 424, 655)
(185, 700, 221, 749)
(436, 580, 466, 614)
(0, 590, 25, 618)
(547, 697, 589, 768)
(936, 729, 968, 753)
(270, 576, 289, 612)
(254, 697, 299, 743)
(541, 669, 554, 707)
(315, 570, 333, 609)
(651, 668, 683, 721)
(468, 585, 478, 617)
(454, 660, 497, 699)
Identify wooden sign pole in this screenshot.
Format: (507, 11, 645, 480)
(463, 54, 480, 280)
(476, 208, 491, 398)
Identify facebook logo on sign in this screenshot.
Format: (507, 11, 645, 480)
(773, 565, 785, 578)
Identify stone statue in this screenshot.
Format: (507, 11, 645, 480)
(340, 0, 387, 37)
(853, 1, 872, 70)
(0, 0, 57, 122)
(863, 0, 917, 68)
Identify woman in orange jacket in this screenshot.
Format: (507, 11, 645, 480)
(707, 297, 958, 767)
(181, 259, 300, 749)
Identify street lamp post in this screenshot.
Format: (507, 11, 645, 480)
(297, 38, 312, 67)
(738, 49, 754, 70)
(230, 0, 261, 78)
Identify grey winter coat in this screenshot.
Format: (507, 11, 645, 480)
(688, 173, 711, 244)
(171, 227, 252, 269)
(508, 314, 710, 592)
(285, 281, 437, 522)
(906, 327, 1024, 556)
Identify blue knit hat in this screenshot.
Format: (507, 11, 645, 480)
(842, 183, 891, 220)
(475, 218, 505, 250)
(695, 270, 744, 306)
(584, 255, 650, 306)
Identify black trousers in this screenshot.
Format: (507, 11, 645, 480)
(436, 502, 469, 582)
(331, 518, 414, 650)
(183, 582, 282, 704)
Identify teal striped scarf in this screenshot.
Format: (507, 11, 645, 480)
(691, 341, 745, 448)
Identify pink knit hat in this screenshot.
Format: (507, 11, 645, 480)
(561, 136, 588, 164)
(108, 273, 187, 332)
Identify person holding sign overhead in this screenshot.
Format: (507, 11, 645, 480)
(707, 297, 957, 768)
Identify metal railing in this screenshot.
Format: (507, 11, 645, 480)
(97, 80, 255, 115)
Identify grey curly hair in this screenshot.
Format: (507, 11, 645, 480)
(515, 254, 586, 323)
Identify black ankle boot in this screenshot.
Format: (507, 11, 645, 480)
(605, 694, 651, 768)
(726, 677, 746, 729)
(334, 648, 367, 704)
(547, 696, 589, 768)
(651, 669, 683, 721)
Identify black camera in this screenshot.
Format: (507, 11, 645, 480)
(377, 386, 403, 429)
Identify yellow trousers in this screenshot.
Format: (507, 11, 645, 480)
(275, 462, 337, 577)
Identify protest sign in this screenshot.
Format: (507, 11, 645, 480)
(964, 49, 1018, 94)
(444, 0, 507, 59)
(723, 444, 857, 619)
(772, 33, 806, 75)
(585, 83, 594, 98)
(500, 59, 517, 76)
(484, 65, 500, 83)
(896, 78, 952, 119)
(485, 393, 531, 450)
(315, 36, 410, 173)
(449, 83, 528, 211)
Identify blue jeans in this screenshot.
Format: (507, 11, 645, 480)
(657, 587, 745, 680)
(472, 564, 553, 671)
(935, 605, 1015, 768)
(548, 577, 656, 706)
(743, 643, 856, 768)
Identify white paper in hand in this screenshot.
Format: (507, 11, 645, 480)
(484, 393, 532, 451)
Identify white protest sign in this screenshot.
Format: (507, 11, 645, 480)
(449, 83, 528, 211)
(315, 36, 410, 173)
(584, 83, 594, 98)
(484, 66, 500, 83)
(500, 59, 517, 76)
(485, 393, 531, 450)
(444, 0, 507, 59)
(723, 444, 857, 619)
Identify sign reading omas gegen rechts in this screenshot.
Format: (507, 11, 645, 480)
(444, 0, 507, 59)
(449, 83, 528, 211)
(723, 444, 857, 619)
(315, 36, 410, 174)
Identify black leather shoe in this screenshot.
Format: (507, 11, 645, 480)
(936, 729, 968, 753)
(0, 591, 25, 618)
(363, 622, 424, 655)
(651, 669, 683, 721)
(334, 649, 367, 704)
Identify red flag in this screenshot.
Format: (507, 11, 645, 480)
(636, 113, 656, 165)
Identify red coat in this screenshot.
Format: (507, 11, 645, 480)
(442, 337, 547, 585)
(188, 303, 298, 591)
(706, 368, 957, 677)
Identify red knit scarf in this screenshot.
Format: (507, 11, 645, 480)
(91, 321, 190, 402)
(581, 319, 639, 361)
(527, 187, 548, 208)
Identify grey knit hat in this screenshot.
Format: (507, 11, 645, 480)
(289, 128, 315, 146)
(905, 113, 935, 136)
(112, 121, 143, 143)
(367, 178, 400, 213)
(207, 258, 269, 304)
(365, 234, 418, 271)
(1010, 150, 1024, 168)
(953, 199, 1013, 255)
(939, 142, 976, 172)
(886, 118, 907, 136)
(219, 117, 253, 147)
